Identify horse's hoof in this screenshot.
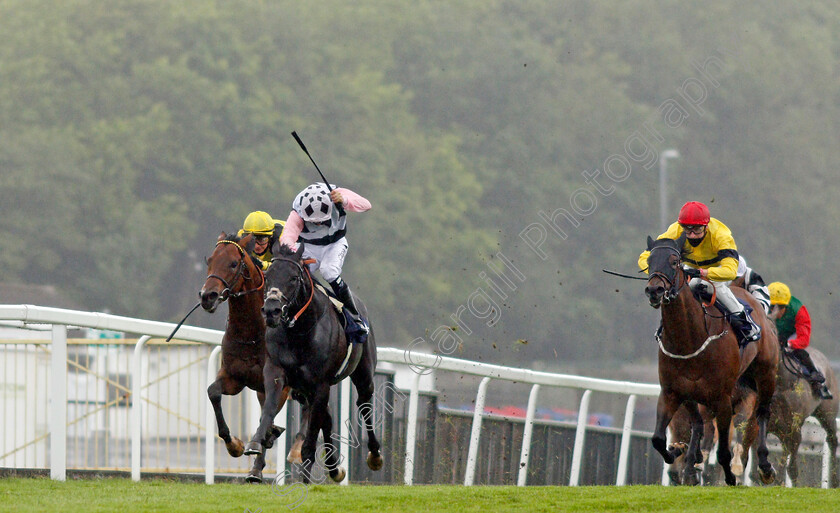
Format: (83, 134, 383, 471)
(245, 471, 263, 484)
(287, 442, 303, 464)
(330, 467, 346, 483)
(667, 470, 682, 486)
(244, 441, 263, 456)
(367, 452, 383, 471)
(725, 473, 737, 486)
(667, 442, 686, 462)
(683, 468, 700, 486)
(264, 425, 285, 449)
(759, 464, 776, 485)
(226, 437, 245, 458)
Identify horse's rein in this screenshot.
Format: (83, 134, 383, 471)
(206, 240, 265, 300)
(649, 245, 732, 358)
(267, 257, 317, 328)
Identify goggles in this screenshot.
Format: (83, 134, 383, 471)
(680, 224, 706, 235)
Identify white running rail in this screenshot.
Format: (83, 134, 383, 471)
(1, 305, 836, 487)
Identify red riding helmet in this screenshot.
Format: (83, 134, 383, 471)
(678, 201, 710, 225)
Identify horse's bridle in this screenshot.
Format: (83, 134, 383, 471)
(647, 245, 685, 305)
(265, 256, 316, 328)
(205, 240, 265, 301)
(649, 243, 730, 359)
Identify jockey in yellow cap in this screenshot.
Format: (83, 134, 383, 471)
(238, 211, 285, 271)
(768, 282, 832, 399)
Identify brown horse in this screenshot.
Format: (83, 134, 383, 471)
(644, 234, 779, 485)
(729, 344, 839, 487)
(667, 386, 762, 485)
(199, 232, 285, 482)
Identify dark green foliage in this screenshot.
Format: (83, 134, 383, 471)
(1, 0, 838, 365)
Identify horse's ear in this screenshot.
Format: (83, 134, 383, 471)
(294, 242, 305, 260)
(217, 231, 227, 242)
(676, 232, 687, 253)
(646, 236, 655, 250)
(243, 233, 256, 253)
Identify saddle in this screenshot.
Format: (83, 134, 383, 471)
(691, 290, 756, 348)
(315, 282, 347, 327)
(315, 282, 365, 381)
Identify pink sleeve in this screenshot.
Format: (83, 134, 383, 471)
(336, 188, 371, 212)
(279, 210, 304, 248)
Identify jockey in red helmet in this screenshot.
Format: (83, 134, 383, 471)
(639, 201, 762, 344)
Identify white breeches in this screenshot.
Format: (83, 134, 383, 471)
(688, 277, 745, 313)
(301, 237, 348, 283)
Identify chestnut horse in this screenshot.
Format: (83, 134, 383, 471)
(244, 242, 383, 483)
(199, 232, 285, 482)
(644, 234, 778, 485)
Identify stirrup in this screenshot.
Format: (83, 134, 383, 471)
(730, 311, 761, 343)
(356, 318, 370, 335)
(343, 310, 369, 344)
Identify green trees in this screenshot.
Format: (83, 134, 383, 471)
(1, 0, 838, 363)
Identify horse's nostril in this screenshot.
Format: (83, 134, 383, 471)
(262, 305, 277, 317)
(645, 286, 664, 297)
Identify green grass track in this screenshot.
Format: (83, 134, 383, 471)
(2, 477, 840, 513)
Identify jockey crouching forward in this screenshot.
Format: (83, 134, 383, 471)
(638, 201, 762, 345)
(768, 281, 832, 400)
(280, 182, 371, 343)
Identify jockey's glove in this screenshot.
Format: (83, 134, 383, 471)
(682, 266, 701, 279)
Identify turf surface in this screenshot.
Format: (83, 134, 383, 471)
(3, 477, 840, 513)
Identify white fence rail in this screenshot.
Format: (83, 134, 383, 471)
(0, 305, 835, 487)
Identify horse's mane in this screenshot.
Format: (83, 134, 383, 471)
(274, 243, 297, 258)
(222, 231, 243, 244)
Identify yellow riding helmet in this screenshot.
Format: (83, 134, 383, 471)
(241, 211, 276, 235)
(768, 281, 791, 305)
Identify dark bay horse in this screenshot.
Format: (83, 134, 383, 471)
(644, 234, 779, 485)
(244, 242, 383, 483)
(200, 232, 285, 482)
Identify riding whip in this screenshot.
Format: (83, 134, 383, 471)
(291, 131, 345, 215)
(165, 301, 202, 342)
(602, 269, 649, 280)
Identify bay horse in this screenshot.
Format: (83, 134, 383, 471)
(644, 234, 779, 485)
(200, 232, 285, 482)
(730, 343, 839, 486)
(244, 242, 383, 483)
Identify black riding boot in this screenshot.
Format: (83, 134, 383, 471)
(728, 310, 762, 345)
(792, 348, 832, 399)
(330, 278, 369, 342)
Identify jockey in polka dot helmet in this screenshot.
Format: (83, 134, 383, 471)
(280, 183, 372, 342)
